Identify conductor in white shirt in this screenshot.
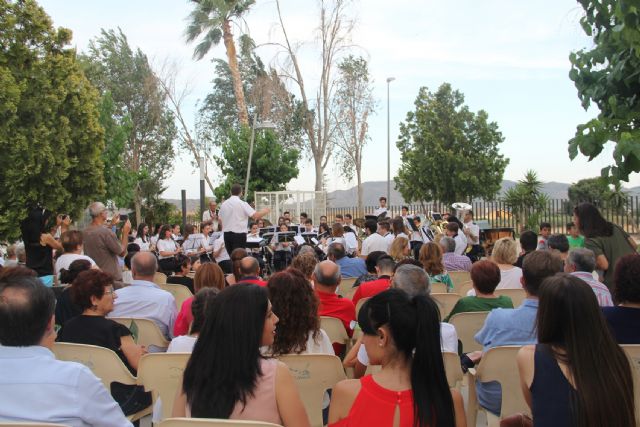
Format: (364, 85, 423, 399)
(218, 184, 270, 255)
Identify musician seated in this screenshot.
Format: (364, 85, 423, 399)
(236, 257, 267, 287)
(440, 236, 472, 272)
(321, 223, 347, 255)
(271, 224, 294, 272)
(327, 243, 367, 279)
(360, 220, 390, 259)
(303, 219, 315, 233)
(445, 222, 468, 256)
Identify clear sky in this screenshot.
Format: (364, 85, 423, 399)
(37, 0, 640, 199)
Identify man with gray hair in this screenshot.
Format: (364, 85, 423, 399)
(440, 236, 471, 272)
(82, 201, 131, 284)
(565, 248, 613, 306)
(108, 252, 177, 341)
(313, 261, 356, 347)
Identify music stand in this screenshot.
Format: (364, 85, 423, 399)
(288, 225, 300, 234)
(259, 227, 277, 237)
(277, 232, 297, 243)
(301, 232, 318, 245)
(364, 215, 378, 222)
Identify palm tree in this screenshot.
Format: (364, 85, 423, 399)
(185, 0, 253, 126)
(503, 170, 549, 232)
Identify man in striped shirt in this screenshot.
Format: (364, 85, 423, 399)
(565, 248, 613, 307)
(440, 236, 472, 272)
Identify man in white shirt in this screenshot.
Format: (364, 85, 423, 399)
(0, 271, 131, 427)
(360, 220, 390, 258)
(463, 210, 481, 261)
(446, 222, 468, 256)
(108, 252, 177, 340)
(378, 221, 394, 247)
(372, 196, 388, 218)
(201, 199, 217, 222)
(218, 184, 270, 254)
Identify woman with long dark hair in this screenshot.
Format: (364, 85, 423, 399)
(573, 202, 636, 290)
(157, 224, 182, 274)
(329, 289, 465, 427)
(517, 274, 635, 426)
(134, 222, 151, 251)
(603, 253, 640, 343)
(172, 284, 310, 426)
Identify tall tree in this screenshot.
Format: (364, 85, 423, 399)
(81, 28, 177, 225)
(0, 0, 104, 240)
(274, 0, 355, 191)
(185, 0, 254, 126)
(395, 83, 509, 206)
(569, 0, 640, 183)
(213, 128, 300, 203)
(567, 177, 613, 208)
(334, 55, 376, 216)
(503, 170, 548, 232)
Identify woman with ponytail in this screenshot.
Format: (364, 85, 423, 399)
(329, 288, 466, 427)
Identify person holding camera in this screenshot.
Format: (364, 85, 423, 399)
(83, 202, 131, 286)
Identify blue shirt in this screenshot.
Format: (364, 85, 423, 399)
(474, 298, 539, 416)
(0, 345, 131, 427)
(335, 256, 368, 278)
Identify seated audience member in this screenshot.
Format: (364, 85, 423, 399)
(121, 244, 140, 285)
(58, 269, 150, 415)
(329, 289, 466, 427)
(15, 243, 26, 266)
(54, 230, 96, 280)
(515, 230, 537, 268)
(351, 255, 395, 306)
(237, 256, 267, 286)
(328, 243, 367, 278)
(291, 252, 318, 283)
(107, 252, 177, 340)
(346, 265, 459, 379)
(0, 269, 131, 426)
(419, 242, 454, 291)
(445, 260, 514, 322)
(547, 233, 570, 263)
(566, 221, 584, 249)
(314, 261, 356, 354)
(564, 248, 613, 307)
(603, 254, 640, 343)
(517, 274, 635, 426)
(266, 269, 333, 356)
(360, 220, 389, 258)
(3, 244, 18, 268)
(353, 251, 385, 287)
(475, 237, 522, 295)
(445, 221, 468, 256)
(166, 254, 195, 293)
(536, 222, 551, 250)
(440, 236, 472, 272)
(55, 259, 92, 326)
(172, 285, 310, 426)
(174, 262, 226, 337)
(388, 236, 411, 262)
(472, 251, 563, 417)
(225, 248, 248, 285)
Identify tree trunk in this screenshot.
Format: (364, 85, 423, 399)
(222, 19, 249, 126)
(357, 167, 363, 217)
(134, 187, 142, 227)
(314, 155, 323, 192)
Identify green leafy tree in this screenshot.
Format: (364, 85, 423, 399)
(503, 170, 549, 232)
(0, 0, 104, 240)
(185, 0, 255, 126)
(395, 83, 509, 206)
(568, 177, 613, 208)
(213, 128, 300, 203)
(81, 28, 177, 225)
(334, 55, 377, 216)
(569, 0, 640, 183)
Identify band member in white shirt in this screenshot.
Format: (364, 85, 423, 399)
(445, 222, 468, 256)
(373, 196, 389, 218)
(270, 224, 293, 271)
(463, 210, 481, 261)
(218, 184, 270, 255)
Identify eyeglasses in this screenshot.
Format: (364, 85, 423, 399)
(104, 288, 115, 296)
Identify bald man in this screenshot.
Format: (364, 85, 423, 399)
(107, 252, 177, 341)
(237, 256, 267, 287)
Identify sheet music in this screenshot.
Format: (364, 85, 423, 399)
(311, 238, 319, 245)
(294, 235, 305, 245)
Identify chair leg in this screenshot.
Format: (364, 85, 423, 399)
(466, 373, 479, 427)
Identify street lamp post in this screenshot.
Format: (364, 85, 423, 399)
(245, 116, 276, 201)
(386, 77, 395, 210)
(198, 156, 206, 216)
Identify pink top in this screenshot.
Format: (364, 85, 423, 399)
(174, 297, 194, 336)
(230, 358, 281, 424)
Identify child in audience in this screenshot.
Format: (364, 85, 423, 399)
(517, 274, 635, 426)
(536, 222, 551, 250)
(566, 222, 584, 249)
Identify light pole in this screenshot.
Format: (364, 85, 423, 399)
(386, 77, 395, 210)
(198, 156, 206, 216)
(245, 116, 276, 201)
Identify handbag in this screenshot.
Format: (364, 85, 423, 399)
(500, 413, 533, 427)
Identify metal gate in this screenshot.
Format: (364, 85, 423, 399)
(254, 191, 326, 226)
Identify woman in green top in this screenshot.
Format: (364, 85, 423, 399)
(574, 203, 636, 291)
(419, 241, 454, 291)
(444, 260, 513, 322)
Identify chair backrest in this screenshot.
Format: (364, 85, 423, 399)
(278, 354, 347, 427)
(431, 282, 448, 294)
(110, 317, 170, 350)
(0, 424, 71, 427)
(137, 353, 191, 421)
(448, 311, 490, 353)
(431, 293, 461, 319)
(622, 345, 640, 424)
(475, 345, 527, 418)
(159, 283, 193, 310)
(319, 316, 349, 346)
(52, 342, 136, 390)
(337, 277, 357, 298)
(457, 280, 474, 297)
(154, 272, 168, 285)
(494, 288, 526, 307)
(355, 297, 369, 318)
(443, 351, 463, 388)
(449, 271, 471, 293)
(160, 418, 282, 427)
